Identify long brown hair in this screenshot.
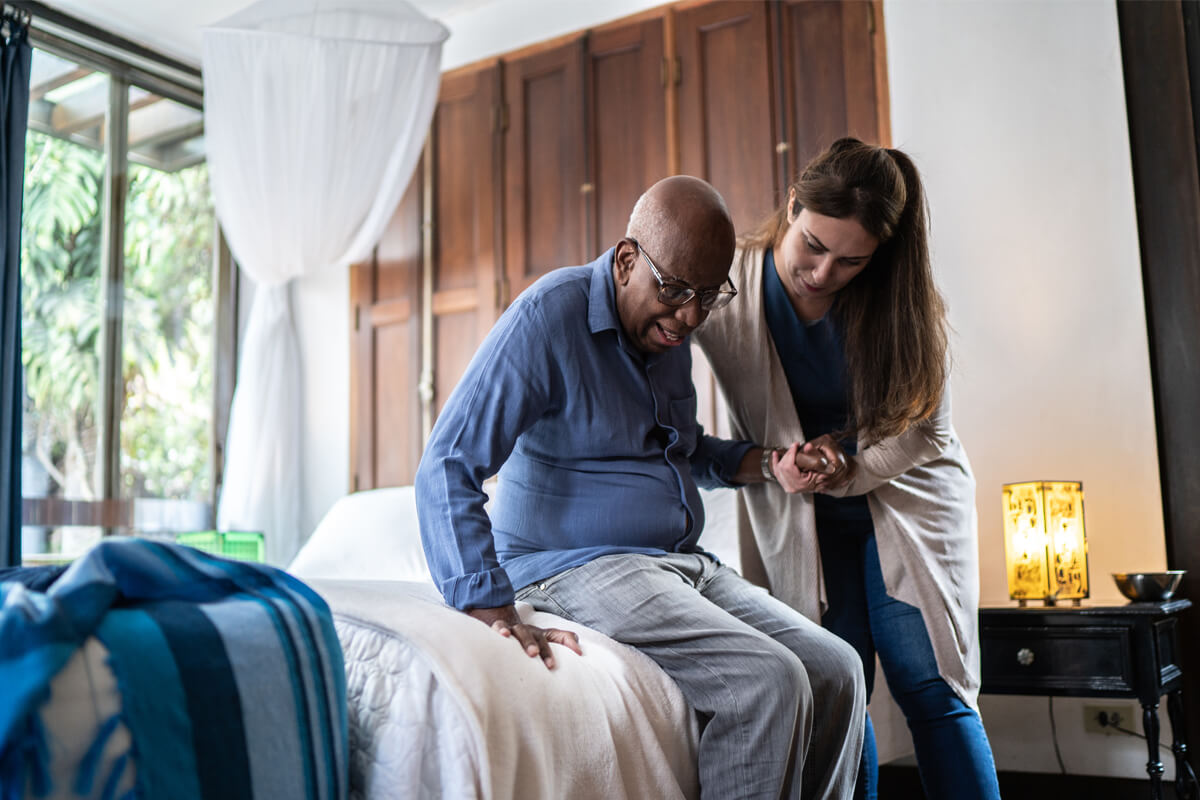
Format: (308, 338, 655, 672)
(743, 137, 948, 445)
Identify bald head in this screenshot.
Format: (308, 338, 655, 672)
(611, 177, 737, 354)
(626, 176, 735, 273)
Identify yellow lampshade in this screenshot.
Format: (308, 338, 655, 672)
(1002, 481, 1088, 604)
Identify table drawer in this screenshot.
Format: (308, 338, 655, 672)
(981, 624, 1134, 694)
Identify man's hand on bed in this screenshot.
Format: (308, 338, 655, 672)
(466, 604, 583, 669)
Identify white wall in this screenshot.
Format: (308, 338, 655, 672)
(292, 272, 350, 539)
(885, 0, 1168, 779)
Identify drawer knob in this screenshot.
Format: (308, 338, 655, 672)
(1017, 647, 1035, 666)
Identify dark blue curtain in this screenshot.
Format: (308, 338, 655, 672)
(1, 10, 31, 567)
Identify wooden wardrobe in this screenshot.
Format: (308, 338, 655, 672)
(349, 0, 890, 491)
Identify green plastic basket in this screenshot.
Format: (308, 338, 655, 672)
(175, 531, 265, 563)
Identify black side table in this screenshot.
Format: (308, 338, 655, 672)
(979, 599, 1194, 800)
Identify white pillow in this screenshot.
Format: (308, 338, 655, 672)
(289, 486, 434, 583)
(289, 484, 741, 584)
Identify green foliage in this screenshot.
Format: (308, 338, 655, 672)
(21, 130, 214, 501)
(120, 159, 214, 499)
(21, 133, 103, 499)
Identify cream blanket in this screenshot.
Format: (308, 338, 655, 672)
(310, 578, 699, 800)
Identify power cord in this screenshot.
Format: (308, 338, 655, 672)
(1048, 697, 1067, 774)
(1098, 712, 1200, 798)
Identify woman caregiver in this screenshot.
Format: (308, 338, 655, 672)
(694, 137, 1001, 800)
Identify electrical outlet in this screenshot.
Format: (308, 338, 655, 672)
(1084, 703, 1135, 735)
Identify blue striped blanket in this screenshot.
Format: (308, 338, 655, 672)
(0, 539, 347, 799)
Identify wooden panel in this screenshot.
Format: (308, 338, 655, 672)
(504, 37, 587, 301)
(778, 0, 883, 176)
(782, 1, 847, 168)
(1117, 0, 1200, 761)
(586, 16, 669, 255)
(839, 1, 879, 143)
(350, 264, 371, 489)
(371, 180, 421, 490)
(870, 0, 891, 147)
(432, 64, 502, 418)
(434, 311, 480, 418)
(373, 320, 418, 487)
(365, 298, 412, 326)
(676, 1, 777, 232)
(434, 66, 500, 308)
(675, 1, 775, 439)
(22, 497, 131, 528)
(430, 287, 479, 316)
(349, 148, 423, 490)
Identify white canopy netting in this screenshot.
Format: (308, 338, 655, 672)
(201, 0, 448, 564)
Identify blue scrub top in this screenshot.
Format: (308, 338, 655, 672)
(762, 248, 872, 526)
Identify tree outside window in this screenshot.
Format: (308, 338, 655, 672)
(20, 45, 220, 562)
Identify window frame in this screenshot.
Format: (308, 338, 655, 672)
(15, 2, 236, 546)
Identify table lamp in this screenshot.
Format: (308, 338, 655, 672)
(1002, 481, 1089, 606)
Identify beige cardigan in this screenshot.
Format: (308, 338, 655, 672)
(693, 247, 982, 708)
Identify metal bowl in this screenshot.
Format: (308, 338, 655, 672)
(1112, 571, 1186, 602)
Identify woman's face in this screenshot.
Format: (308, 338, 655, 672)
(775, 199, 879, 313)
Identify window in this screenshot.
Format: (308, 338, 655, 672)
(19, 13, 233, 564)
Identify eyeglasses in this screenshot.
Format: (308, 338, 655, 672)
(631, 239, 738, 311)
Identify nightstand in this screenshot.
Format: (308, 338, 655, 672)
(979, 600, 1194, 800)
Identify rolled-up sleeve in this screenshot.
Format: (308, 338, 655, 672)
(414, 300, 559, 610)
(689, 432, 754, 489)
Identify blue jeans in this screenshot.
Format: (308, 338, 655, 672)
(517, 551, 866, 799)
(817, 519, 1001, 800)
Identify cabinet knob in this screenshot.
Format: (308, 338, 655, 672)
(1017, 647, 1035, 667)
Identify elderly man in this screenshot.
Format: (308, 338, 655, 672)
(415, 176, 865, 799)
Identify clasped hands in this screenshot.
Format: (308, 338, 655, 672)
(770, 434, 856, 494)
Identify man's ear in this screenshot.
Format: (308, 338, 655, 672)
(613, 239, 636, 286)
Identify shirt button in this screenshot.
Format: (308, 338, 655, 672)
(539, 583, 547, 590)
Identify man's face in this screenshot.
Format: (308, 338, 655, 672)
(612, 238, 733, 354)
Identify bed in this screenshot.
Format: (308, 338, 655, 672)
(287, 484, 746, 800)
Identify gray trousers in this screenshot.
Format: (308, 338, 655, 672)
(515, 552, 866, 799)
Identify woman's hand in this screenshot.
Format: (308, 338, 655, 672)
(771, 442, 834, 493)
(801, 434, 856, 492)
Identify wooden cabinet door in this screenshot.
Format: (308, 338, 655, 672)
(503, 37, 587, 303)
(348, 3, 893, 485)
(432, 64, 503, 418)
(350, 159, 423, 490)
(676, 1, 779, 232)
(676, 1, 776, 435)
(776, 0, 887, 178)
(586, 16, 669, 256)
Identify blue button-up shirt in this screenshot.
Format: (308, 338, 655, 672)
(415, 248, 754, 610)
